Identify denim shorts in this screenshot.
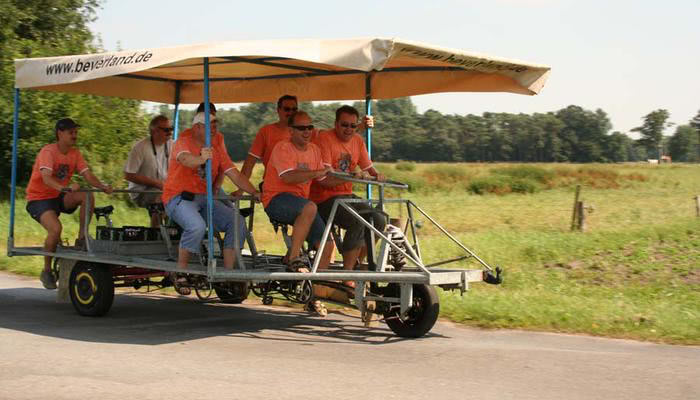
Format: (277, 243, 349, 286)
(26, 192, 77, 222)
(165, 193, 247, 254)
(264, 192, 325, 246)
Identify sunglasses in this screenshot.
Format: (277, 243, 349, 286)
(160, 127, 174, 133)
(282, 106, 298, 112)
(339, 122, 359, 129)
(292, 125, 314, 131)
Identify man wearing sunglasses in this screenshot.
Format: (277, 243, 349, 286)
(239, 94, 299, 184)
(262, 111, 334, 275)
(124, 115, 173, 227)
(310, 105, 386, 280)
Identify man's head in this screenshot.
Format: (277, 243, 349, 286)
(55, 118, 80, 144)
(192, 112, 218, 141)
(196, 102, 217, 115)
(277, 95, 298, 126)
(288, 111, 314, 148)
(334, 105, 360, 142)
(149, 115, 173, 144)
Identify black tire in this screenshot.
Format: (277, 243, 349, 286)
(69, 262, 114, 317)
(214, 282, 250, 304)
(384, 283, 439, 338)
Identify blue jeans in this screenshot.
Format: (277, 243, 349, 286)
(264, 192, 325, 246)
(165, 194, 247, 254)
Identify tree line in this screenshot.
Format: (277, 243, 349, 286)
(157, 99, 700, 164)
(2, 0, 699, 195)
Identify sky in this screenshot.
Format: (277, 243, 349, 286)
(88, 0, 700, 137)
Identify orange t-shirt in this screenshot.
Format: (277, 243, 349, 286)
(309, 130, 372, 204)
(162, 130, 235, 205)
(26, 143, 89, 201)
(261, 140, 325, 208)
(248, 123, 292, 167)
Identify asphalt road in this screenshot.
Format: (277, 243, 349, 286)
(0, 272, 697, 400)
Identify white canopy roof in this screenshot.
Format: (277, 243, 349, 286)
(14, 38, 550, 103)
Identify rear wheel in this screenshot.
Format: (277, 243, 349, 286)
(214, 282, 250, 304)
(384, 283, 439, 338)
(69, 262, 114, 317)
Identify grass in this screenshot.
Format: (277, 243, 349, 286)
(1, 162, 699, 344)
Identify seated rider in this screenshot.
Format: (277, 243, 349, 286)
(25, 118, 113, 289)
(310, 105, 387, 281)
(124, 115, 173, 227)
(261, 110, 334, 272)
(162, 111, 260, 294)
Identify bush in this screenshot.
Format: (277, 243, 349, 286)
(492, 166, 555, 183)
(395, 161, 416, 171)
(468, 176, 512, 195)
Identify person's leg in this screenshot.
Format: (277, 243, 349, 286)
(38, 210, 62, 274)
(319, 196, 365, 271)
(165, 196, 206, 269)
(62, 191, 94, 240)
(209, 200, 247, 269)
(265, 193, 314, 263)
(306, 211, 332, 270)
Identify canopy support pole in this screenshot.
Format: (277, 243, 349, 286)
(203, 58, 215, 274)
(8, 89, 20, 252)
(365, 73, 372, 201)
(173, 81, 182, 140)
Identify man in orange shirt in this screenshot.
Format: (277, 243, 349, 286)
(163, 112, 259, 293)
(262, 111, 333, 273)
(25, 118, 114, 289)
(310, 106, 387, 276)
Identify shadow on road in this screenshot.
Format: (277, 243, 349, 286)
(0, 286, 446, 346)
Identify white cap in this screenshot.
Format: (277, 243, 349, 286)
(192, 112, 217, 125)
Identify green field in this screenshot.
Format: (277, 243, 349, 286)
(1, 163, 698, 344)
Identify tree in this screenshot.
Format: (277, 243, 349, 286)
(632, 109, 672, 159)
(1, 0, 146, 192)
(689, 110, 700, 162)
(668, 125, 699, 162)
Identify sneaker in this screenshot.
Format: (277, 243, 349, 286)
(40, 269, 57, 290)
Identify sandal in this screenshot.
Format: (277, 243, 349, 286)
(304, 299, 328, 317)
(286, 257, 310, 273)
(168, 272, 191, 296)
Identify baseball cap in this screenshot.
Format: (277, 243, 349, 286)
(192, 112, 217, 125)
(55, 118, 80, 132)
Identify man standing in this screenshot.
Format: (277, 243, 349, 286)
(310, 105, 387, 277)
(239, 95, 298, 181)
(124, 115, 172, 227)
(25, 118, 113, 289)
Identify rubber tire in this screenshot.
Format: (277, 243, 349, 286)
(384, 283, 440, 338)
(214, 282, 250, 304)
(69, 262, 114, 317)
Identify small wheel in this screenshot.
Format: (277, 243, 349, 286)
(214, 282, 250, 304)
(194, 281, 214, 301)
(383, 283, 439, 338)
(262, 296, 274, 305)
(69, 262, 114, 317)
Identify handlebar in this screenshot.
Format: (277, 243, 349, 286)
(327, 172, 408, 189)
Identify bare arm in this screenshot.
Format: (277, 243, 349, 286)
(40, 169, 71, 192)
(177, 148, 212, 168)
(81, 169, 113, 194)
(224, 168, 260, 201)
(124, 172, 164, 190)
(240, 154, 258, 180)
(280, 166, 331, 185)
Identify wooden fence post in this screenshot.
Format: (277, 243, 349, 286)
(577, 201, 587, 232)
(571, 185, 581, 231)
(695, 195, 700, 218)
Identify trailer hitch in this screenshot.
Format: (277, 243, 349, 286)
(483, 267, 503, 285)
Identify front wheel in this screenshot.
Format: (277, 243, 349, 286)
(214, 282, 250, 304)
(69, 262, 114, 317)
(384, 284, 439, 338)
